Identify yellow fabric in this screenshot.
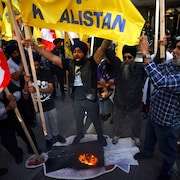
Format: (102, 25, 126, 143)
(80, 34, 89, 43)
(55, 30, 64, 38)
(1, 0, 21, 40)
(64, 32, 73, 59)
(19, 0, 145, 46)
(0, 1, 3, 33)
(1, 6, 12, 40)
(2, 0, 20, 18)
(0, 1, 3, 19)
(33, 26, 41, 40)
(116, 42, 123, 60)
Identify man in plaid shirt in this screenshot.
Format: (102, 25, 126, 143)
(134, 36, 180, 180)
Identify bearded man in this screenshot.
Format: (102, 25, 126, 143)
(134, 37, 180, 180)
(26, 40, 107, 146)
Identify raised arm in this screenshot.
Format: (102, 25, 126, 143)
(33, 45, 63, 69)
(23, 40, 63, 69)
(93, 39, 111, 64)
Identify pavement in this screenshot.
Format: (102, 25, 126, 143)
(0, 93, 180, 180)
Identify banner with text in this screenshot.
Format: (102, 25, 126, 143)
(19, 0, 145, 45)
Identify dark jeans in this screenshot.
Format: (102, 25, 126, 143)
(13, 118, 40, 153)
(56, 72, 65, 96)
(73, 99, 104, 137)
(0, 119, 22, 159)
(143, 119, 178, 175)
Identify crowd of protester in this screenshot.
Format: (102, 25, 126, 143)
(0, 24, 180, 179)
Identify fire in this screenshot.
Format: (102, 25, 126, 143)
(78, 153, 98, 166)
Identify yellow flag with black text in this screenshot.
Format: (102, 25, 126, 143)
(19, 0, 145, 45)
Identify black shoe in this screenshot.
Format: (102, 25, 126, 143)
(157, 172, 172, 180)
(134, 152, 153, 160)
(100, 114, 111, 121)
(72, 134, 84, 144)
(55, 135, 66, 143)
(98, 136, 107, 146)
(0, 168, 8, 176)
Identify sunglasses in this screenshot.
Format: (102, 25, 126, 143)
(123, 55, 133, 60)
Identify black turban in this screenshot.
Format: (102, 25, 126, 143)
(71, 40, 88, 56)
(122, 45, 137, 58)
(53, 38, 64, 46)
(5, 41, 18, 56)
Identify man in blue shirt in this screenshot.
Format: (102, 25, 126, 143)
(134, 37, 180, 180)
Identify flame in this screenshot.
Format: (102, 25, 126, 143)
(78, 153, 98, 166)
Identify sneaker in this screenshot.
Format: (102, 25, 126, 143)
(72, 134, 84, 144)
(134, 152, 153, 160)
(112, 136, 119, 144)
(55, 135, 66, 143)
(98, 135, 107, 146)
(0, 168, 8, 176)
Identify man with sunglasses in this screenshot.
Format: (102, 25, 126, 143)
(111, 45, 146, 144)
(94, 41, 146, 145)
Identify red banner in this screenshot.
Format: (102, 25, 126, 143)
(0, 48, 11, 92)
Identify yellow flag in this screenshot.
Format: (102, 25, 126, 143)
(0, 1, 3, 19)
(64, 32, 73, 59)
(2, 0, 20, 12)
(1, 6, 12, 40)
(80, 34, 89, 43)
(55, 30, 64, 38)
(19, 0, 145, 46)
(0, 1, 3, 34)
(33, 26, 41, 40)
(115, 42, 123, 60)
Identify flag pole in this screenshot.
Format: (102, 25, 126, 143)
(24, 25, 48, 136)
(4, 88, 39, 156)
(6, 0, 38, 113)
(159, 0, 166, 60)
(154, 0, 160, 56)
(6, 0, 47, 136)
(90, 36, 94, 57)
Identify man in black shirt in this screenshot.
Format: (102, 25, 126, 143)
(28, 53, 66, 150)
(25, 40, 107, 146)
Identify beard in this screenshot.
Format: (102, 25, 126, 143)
(173, 58, 180, 66)
(122, 63, 130, 80)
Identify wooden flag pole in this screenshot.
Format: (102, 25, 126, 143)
(7, 0, 47, 136)
(159, 0, 166, 60)
(176, 14, 180, 35)
(154, 0, 160, 56)
(24, 25, 47, 136)
(6, 0, 38, 113)
(90, 36, 94, 57)
(4, 88, 39, 156)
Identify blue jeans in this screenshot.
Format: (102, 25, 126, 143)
(143, 119, 178, 175)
